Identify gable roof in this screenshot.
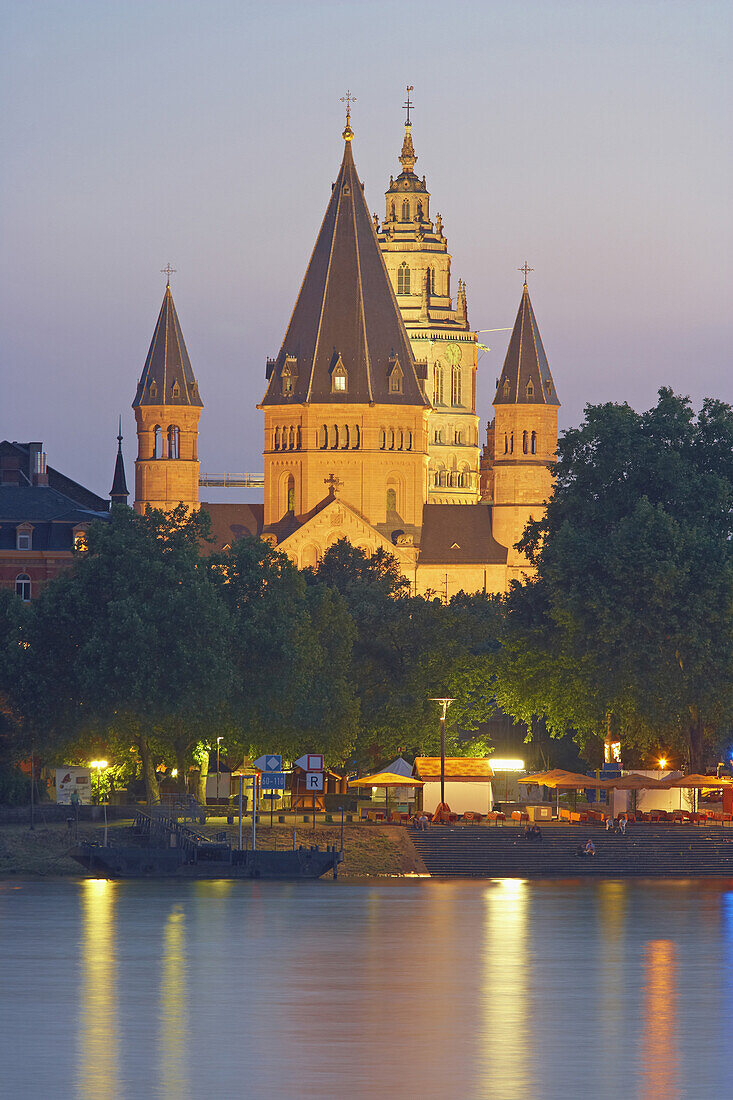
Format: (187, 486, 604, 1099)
(419, 504, 508, 565)
(199, 503, 264, 553)
(494, 284, 559, 407)
(133, 285, 203, 408)
(414, 757, 494, 781)
(262, 134, 428, 409)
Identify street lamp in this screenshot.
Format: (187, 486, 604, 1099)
(429, 698, 454, 807)
(216, 737, 224, 804)
(90, 760, 108, 804)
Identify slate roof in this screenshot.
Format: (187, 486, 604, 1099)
(0, 486, 109, 551)
(110, 425, 129, 504)
(414, 757, 494, 781)
(199, 503, 264, 552)
(262, 134, 428, 408)
(419, 504, 508, 565)
(133, 285, 203, 408)
(494, 284, 559, 406)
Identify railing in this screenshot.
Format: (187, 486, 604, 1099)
(199, 473, 265, 488)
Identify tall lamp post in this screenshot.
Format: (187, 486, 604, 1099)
(429, 698, 455, 807)
(216, 736, 223, 805)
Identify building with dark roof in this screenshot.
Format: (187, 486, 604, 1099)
(0, 440, 114, 601)
(130, 105, 559, 597)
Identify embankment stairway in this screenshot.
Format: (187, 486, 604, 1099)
(410, 824, 733, 876)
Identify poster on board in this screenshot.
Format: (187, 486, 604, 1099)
(56, 768, 92, 805)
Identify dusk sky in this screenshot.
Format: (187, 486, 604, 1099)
(2, 0, 731, 501)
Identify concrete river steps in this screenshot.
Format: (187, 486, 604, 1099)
(410, 823, 733, 876)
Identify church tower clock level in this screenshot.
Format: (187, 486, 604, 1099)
(132, 282, 203, 514)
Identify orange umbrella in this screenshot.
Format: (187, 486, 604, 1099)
(663, 774, 733, 789)
(600, 773, 671, 790)
(520, 769, 574, 786)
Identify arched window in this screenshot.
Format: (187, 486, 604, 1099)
(416, 200, 423, 221)
(286, 427, 293, 449)
(390, 201, 396, 220)
(167, 426, 180, 459)
(503, 379, 510, 398)
(454, 429, 463, 445)
(379, 428, 386, 450)
(319, 425, 328, 449)
(353, 425, 360, 449)
(154, 425, 163, 459)
(431, 268, 437, 294)
(386, 488, 397, 512)
(331, 425, 339, 449)
(287, 475, 295, 513)
(15, 574, 31, 602)
(407, 431, 412, 451)
(389, 428, 395, 450)
(451, 366, 462, 406)
(523, 430, 529, 454)
(509, 433, 514, 454)
(401, 199, 410, 221)
(296, 426, 302, 449)
(341, 425, 349, 449)
(531, 431, 537, 454)
(274, 426, 280, 451)
(503, 433, 508, 454)
(433, 364, 444, 405)
(526, 380, 534, 397)
(397, 262, 411, 295)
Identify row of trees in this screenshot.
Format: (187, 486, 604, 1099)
(0, 507, 498, 802)
(1, 389, 731, 797)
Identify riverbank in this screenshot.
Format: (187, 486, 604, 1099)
(0, 819, 426, 878)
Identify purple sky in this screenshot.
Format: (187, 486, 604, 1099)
(2, 0, 731, 502)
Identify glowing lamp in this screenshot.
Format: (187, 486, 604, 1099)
(658, 758, 667, 770)
(489, 758, 525, 772)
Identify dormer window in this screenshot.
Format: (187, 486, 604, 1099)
(171, 380, 180, 398)
(16, 525, 32, 551)
(388, 356, 404, 394)
(330, 354, 348, 394)
(149, 381, 158, 400)
(73, 527, 88, 552)
(526, 380, 534, 397)
(545, 379, 553, 395)
(282, 355, 297, 396)
(503, 380, 510, 398)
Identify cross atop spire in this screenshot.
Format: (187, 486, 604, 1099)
(403, 84, 414, 125)
(161, 263, 176, 287)
(518, 261, 533, 287)
(324, 473, 343, 495)
(340, 90, 356, 141)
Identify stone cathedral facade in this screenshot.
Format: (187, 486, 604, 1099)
(131, 109, 560, 599)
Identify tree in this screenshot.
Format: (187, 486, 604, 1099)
(496, 389, 733, 770)
(18, 505, 234, 801)
(306, 541, 501, 767)
(208, 536, 358, 766)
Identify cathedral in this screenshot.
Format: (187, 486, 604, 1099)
(130, 102, 560, 598)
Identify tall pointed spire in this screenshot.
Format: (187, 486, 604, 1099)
(262, 117, 427, 408)
(110, 416, 129, 506)
(133, 284, 202, 408)
(494, 281, 559, 406)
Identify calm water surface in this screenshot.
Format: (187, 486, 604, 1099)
(1, 876, 731, 1099)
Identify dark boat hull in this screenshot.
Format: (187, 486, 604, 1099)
(72, 842, 342, 880)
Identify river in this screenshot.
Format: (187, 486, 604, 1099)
(0, 876, 730, 1099)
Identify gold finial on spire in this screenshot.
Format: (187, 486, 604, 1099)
(340, 90, 356, 141)
(161, 263, 176, 287)
(518, 261, 534, 287)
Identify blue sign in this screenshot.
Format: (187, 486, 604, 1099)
(253, 754, 282, 773)
(260, 773, 286, 790)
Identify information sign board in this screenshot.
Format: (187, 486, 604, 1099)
(253, 754, 282, 773)
(306, 771, 324, 791)
(295, 754, 323, 772)
(260, 774, 286, 790)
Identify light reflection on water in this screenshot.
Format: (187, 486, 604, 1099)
(1, 877, 732, 1099)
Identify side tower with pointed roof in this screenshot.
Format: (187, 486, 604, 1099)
(260, 111, 430, 556)
(132, 283, 203, 513)
(488, 280, 559, 574)
(109, 418, 129, 507)
(377, 108, 480, 505)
